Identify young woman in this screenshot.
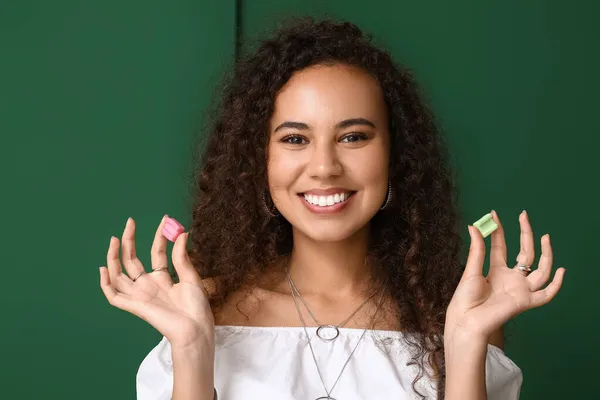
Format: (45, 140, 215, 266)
(99, 18, 565, 400)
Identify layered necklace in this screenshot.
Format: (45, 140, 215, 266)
(287, 273, 386, 400)
(288, 275, 384, 342)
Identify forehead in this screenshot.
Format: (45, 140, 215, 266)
(270, 64, 387, 128)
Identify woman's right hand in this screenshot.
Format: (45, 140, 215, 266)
(99, 215, 215, 351)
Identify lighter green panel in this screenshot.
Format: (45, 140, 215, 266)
(0, 1, 235, 398)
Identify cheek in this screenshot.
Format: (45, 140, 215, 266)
(348, 146, 389, 184)
(348, 165, 388, 192)
(267, 149, 304, 188)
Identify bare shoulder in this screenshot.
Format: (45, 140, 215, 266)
(202, 276, 263, 325)
(214, 278, 293, 326)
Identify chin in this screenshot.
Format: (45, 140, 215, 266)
(291, 219, 369, 243)
(305, 230, 355, 243)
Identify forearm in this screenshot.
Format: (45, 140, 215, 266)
(444, 332, 488, 400)
(172, 340, 215, 400)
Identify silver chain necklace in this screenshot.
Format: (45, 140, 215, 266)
(288, 274, 384, 342)
(288, 275, 386, 400)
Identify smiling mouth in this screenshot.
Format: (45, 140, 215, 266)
(298, 191, 357, 207)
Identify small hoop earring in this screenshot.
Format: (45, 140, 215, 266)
(263, 191, 279, 217)
(380, 179, 392, 211)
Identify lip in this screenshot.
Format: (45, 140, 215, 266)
(298, 191, 356, 214)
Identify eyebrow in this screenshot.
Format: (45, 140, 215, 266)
(273, 118, 376, 133)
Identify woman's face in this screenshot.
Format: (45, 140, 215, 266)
(267, 63, 390, 242)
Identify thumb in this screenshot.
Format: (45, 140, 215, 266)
(172, 232, 202, 285)
(463, 225, 486, 280)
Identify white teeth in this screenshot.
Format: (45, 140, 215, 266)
(303, 192, 352, 207)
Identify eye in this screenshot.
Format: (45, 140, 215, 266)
(281, 135, 308, 145)
(340, 133, 369, 143)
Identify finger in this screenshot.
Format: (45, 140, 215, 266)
(99, 266, 137, 314)
(530, 268, 566, 308)
(100, 266, 170, 326)
(515, 211, 535, 267)
(463, 225, 486, 279)
(489, 210, 507, 269)
(150, 214, 174, 289)
(106, 236, 132, 294)
(172, 232, 202, 286)
(527, 234, 553, 291)
(121, 217, 147, 281)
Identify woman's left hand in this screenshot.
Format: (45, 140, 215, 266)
(445, 210, 566, 341)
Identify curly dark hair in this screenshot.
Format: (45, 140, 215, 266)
(187, 17, 465, 399)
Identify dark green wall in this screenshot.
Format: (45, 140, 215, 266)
(2, 1, 596, 399)
(241, 1, 598, 399)
(1, 1, 234, 398)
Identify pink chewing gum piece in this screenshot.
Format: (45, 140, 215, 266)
(162, 217, 185, 242)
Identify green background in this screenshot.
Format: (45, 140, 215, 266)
(2, 1, 596, 398)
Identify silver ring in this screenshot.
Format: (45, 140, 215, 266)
(516, 264, 532, 276)
(132, 271, 146, 282)
(151, 267, 169, 273)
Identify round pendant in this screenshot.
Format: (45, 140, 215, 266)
(316, 324, 339, 341)
(316, 397, 336, 400)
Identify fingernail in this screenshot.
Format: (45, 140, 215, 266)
(522, 210, 527, 215)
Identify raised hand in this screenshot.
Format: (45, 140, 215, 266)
(445, 210, 566, 340)
(99, 215, 215, 350)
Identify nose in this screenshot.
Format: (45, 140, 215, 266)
(306, 141, 343, 179)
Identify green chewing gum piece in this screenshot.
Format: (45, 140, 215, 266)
(472, 213, 498, 238)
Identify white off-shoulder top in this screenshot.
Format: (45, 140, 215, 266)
(136, 326, 522, 399)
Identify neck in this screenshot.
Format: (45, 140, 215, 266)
(287, 224, 373, 298)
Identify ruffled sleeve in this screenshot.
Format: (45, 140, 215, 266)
(485, 344, 523, 399)
(136, 336, 174, 400)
